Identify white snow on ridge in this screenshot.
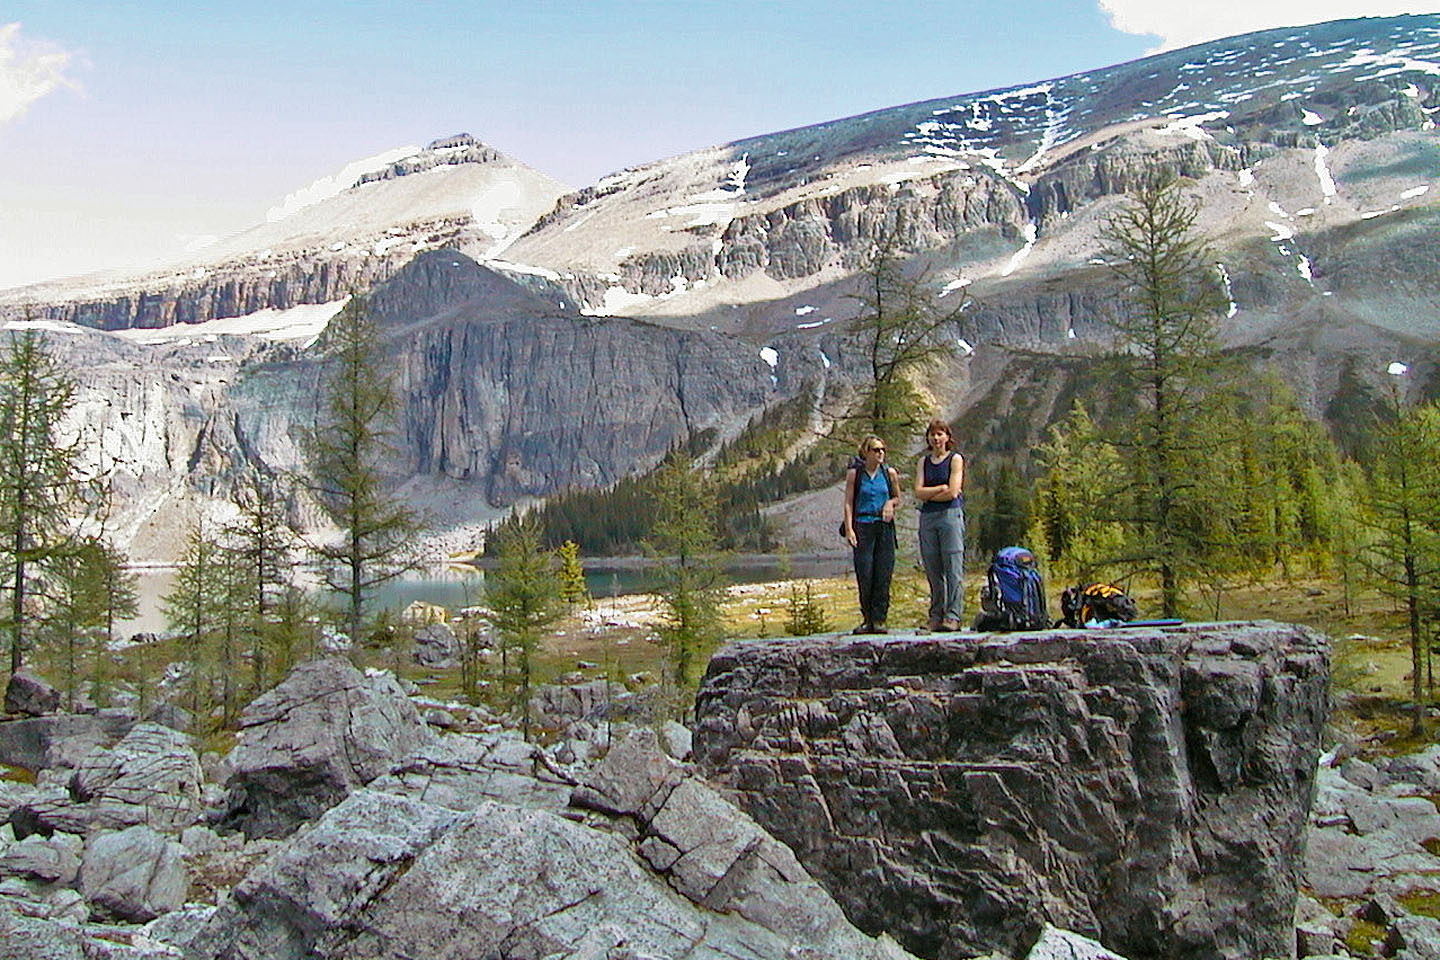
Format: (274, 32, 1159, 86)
(1265, 221, 1296, 241)
(795, 305, 816, 316)
(1157, 111, 1229, 141)
(1301, 109, 1324, 125)
(1314, 143, 1338, 201)
(3, 318, 86, 335)
(1401, 185, 1430, 199)
(1002, 223, 1038, 277)
(488, 259, 562, 282)
(111, 299, 349, 345)
(939, 277, 971, 298)
(266, 145, 422, 222)
(760, 347, 779, 369)
(1216, 263, 1238, 318)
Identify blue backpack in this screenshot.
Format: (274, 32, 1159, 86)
(975, 546, 1048, 632)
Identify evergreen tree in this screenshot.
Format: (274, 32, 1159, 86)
(46, 537, 108, 708)
(647, 451, 726, 692)
(1358, 391, 1440, 734)
(0, 329, 97, 672)
(557, 539, 590, 608)
(1096, 177, 1235, 616)
(304, 295, 418, 646)
(486, 516, 561, 739)
(161, 520, 225, 718)
(785, 582, 829, 636)
(840, 239, 962, 453)
(226, 466, 299, 694)
(1031, 403, 1126, 584)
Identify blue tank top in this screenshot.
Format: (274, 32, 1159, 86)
(854, 466, 891, 522)
(920, 452, 963, 514)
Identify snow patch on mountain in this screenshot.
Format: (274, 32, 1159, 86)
(111, 299, 348, 346)
(1314, 142, 1338, 202)
(266, 146, 422, 222)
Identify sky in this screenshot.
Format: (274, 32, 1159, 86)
(2, 0, 1437, 290)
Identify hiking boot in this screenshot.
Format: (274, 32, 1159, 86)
(925, 619, 942, 632)
(939, 619, 961, 632)
(852, 623, 873, 635)
(872, 622, 888, 634)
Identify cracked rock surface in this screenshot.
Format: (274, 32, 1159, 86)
(694, 621, 1329, 960)
(219, 658, 433, 839)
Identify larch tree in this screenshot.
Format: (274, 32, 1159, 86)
(303, 295, 418, 647)
(1358, 389, 1440, 735)
(0, 328, 97, 673)
(485, 516, 561, 739)
(226, 465, 299, 694)
(647, 450, 726, 693)
(1096, 177, 1235, 616)
(841, 238, 963, 454)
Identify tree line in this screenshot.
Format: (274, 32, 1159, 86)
(5, 178, 1440, 732)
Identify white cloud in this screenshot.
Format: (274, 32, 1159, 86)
(265, 145, 422, 222)
(1097, 1, 1440, 52)
(0, 22, 77, 127)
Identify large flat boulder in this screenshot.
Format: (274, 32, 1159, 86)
(220, 659, 433, 839)
(694, 620, 1329, 960)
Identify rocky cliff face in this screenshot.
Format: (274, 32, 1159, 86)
(693, 621, 1330, 960)
(40, 250, 818, 558)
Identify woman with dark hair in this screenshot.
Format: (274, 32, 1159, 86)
(842, 435, 901, 634)
(914, 419, 965, 631)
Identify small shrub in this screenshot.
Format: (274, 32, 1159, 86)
(1344, 919, 1387, 955)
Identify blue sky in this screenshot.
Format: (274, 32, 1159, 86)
(1, 0, 1436, 289)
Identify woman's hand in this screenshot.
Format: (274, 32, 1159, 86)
(846, 527, 858, 547)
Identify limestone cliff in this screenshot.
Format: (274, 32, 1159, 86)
(694, 621, 1329, 960)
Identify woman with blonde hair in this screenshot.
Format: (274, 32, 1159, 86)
(914, 418, 965, 631)
(842, 435, 901, 634)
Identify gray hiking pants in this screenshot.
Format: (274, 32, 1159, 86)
(919, 507, 965, 624)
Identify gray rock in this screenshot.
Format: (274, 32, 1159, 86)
(530, 679, 621, 730)
(178, 825, 222, 857)
(411, 623, 458, 668)
(0, 835, 81, 884)
(1026, 925, 1129, 960)
(367, 732, 574, 813)
(1341, 757, 1383, 790)
(421, 708, 455, 729)
(0, 908, 87, 959)
(186, 788, 916, 960)
(80, 825, 186, 922)
(5, 671, 60, 717)
(142, 903, 217, 952)
(1389, 914, 1440, 960)
(0, 712, 134, 772)
(144, 703, 194, 733)
(1296, 924, 1340, 959)
(70, 723, 203, 832)
(220, 657, 434, 838)
(695, 621, 1329, 960)
(1385, 746, 1440, 792)
(571, 728, 684, 819)
(0, 778, 41, 823)
(11, 794, 154, 839)
(659, 719, 692, 760)
(1359, 892, 1410, 924)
